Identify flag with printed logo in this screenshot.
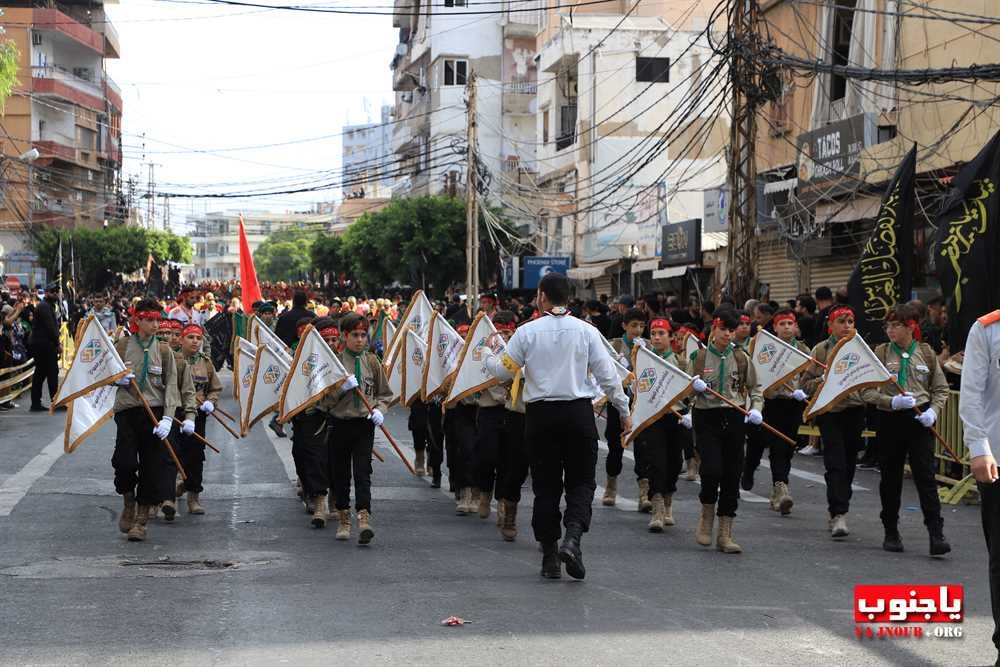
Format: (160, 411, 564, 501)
(64, 382, 117, 453)
(51, 315, 129, 410)
(233, 338, 257, 427)
(254, 318, 291, 357)
(402, 329, 427, 407)
(804, 332, 893, 419)
(625, 345, 695, 445)
(748, 329, 814, 394)
(422, 311, 464, 401)
(277, 325, 350, 422)
(444, 313, 505, 408)
(381, 318, 396, 365)
(385, 290, 433, 365)
(244, 342, 292, 434)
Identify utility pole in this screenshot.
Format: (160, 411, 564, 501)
(725, 0, 761, 304)
(464, 72, 479, 318)
(146, 162, 158, 229)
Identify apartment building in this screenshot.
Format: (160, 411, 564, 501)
(753, 0, 1000, 302)
(342, 104, 395, 200)
(0, 1, 122, 264)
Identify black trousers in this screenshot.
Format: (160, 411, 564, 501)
(425, 401, 444, 474)
(444, 411, 461, 491)
(329, 417, 375, 512)
(409, 399, 429, 453)
(449, 404, 478, 489)
(694, 408, 745, 517)
(112, 406, 170, 506)
(979, 480, 1000, 651)
(526, 398, 598, 543)
(744, 397, 802, 485)
(476, 406, 507, 497)
(498, 410, 529, 502)
(638, 414, 686, 496)
(605, 403, 646, 479)
(817, 406, 865, 517)
(30, 344, 59, 407)
(291, 411, 330, 498)
(178, 413, 209, 493)
(877, 408, 942, 529)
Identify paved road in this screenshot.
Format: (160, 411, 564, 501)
(0, 372, 994, 666)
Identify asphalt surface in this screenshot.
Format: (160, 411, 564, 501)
(0, 371, 995, 666)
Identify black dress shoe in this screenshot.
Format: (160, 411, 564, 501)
(558, 524, 586, 580)
(540, 542, 561, 579)
(882, 532, 904, 553)
(930, 533, 952, 557)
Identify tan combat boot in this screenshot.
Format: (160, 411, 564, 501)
(335, 510, 351, 541)
(119, 493, 136, 534)
(128, 506, 149, 541)
(161, 499, 176, 522)
(414, 450, 426, 477)
(768, 484, 780, 511)
(500, 500, 518, 542)
(662, 493, 675, 526)
(638, 478, 652, 513)
(478, 492, 491, 519)
(685, 457, 699, 481)
(696, 504, 715, 546)
(175, 479, 186, 499)
(775, 482, 794, 515)
(496, 498, 505, 527)
(602, 476, 617, 507)
(311, 495, 328, 529)
(187, 492, 205, 515)
(648, 494, 665, 533)
(716, 516, 743, 554)
(357, 509, 374, 545)
(456, 488, 470, 515)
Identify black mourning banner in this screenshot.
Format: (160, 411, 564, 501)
(933, 130, 1000, 352)
(847, 145, 916, 343)
(204, 311, 233, 371)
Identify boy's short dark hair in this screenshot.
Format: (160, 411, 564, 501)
(135, 298, 160, 313)
(538, 272, 570, 305)
(623, 307, 647, 325)
(755, 303, 774, 317)
(713, 309, 741, 330)
(815, 286, 833, 301)
(493, 310, 517, 325)
(796, 294, 816, 314)
(340, 313, 366, 334)
(885, 304, 919, 325)
(293, 291, 308, 307)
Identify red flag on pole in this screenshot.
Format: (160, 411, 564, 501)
(238, 214, 262, 314)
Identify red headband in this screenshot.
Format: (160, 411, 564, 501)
(773, 312, 796, 325)
(457, 325, 471, 335)
(319, 326, 340, 339)
(905, 319, 923, 341)
(829, 306, 855, 322)
(182, 324, 203, 337)
(649, 318, 671, 332)
(136, 310, 161, 321)
(712, 318, 724, 329)
(739, 315, 751, 324)
(495, 322, 516, 332)
(348, 319, 368, 333)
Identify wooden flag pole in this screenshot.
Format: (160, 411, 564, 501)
(169, 417, 222, 453)
(890, 380, 962, 465)
(704, 387, 797, 447)
(354, 388, 411, 474)
(128, 379, 187, 480)
(213, 405, 238, 423)
(208, 410, 241, 440)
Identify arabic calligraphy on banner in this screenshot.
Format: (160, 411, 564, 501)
(858, 190, 903, 320)
(938, 178, 995, 311)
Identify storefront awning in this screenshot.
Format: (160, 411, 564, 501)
(630, 258, 660, 274)
(566, 259, 620, 281)
(763, 178, 798, 195)
(652, 265, 690, 280)
(816, 196, 882, 224)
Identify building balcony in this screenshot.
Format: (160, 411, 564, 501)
(503, 81, 537, 115)
(33, 8, 105, 54)
(32, 65, 105, 112)
(33, 140, 76, 163)
(101, 19, 121, 59)
(105, 77, 123, 112)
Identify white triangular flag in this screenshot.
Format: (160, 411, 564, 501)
(64, 382, 117, 453)
(244, 342, 292, 434)
(748, 329, 814, 394)
(385, 290, 433, 364)
(804, 333, 893, 420)
(625, 346, 695, 444)
(402, 329, 427, 407)
(684, 330, 703, 360)
(422, 312, 464, 401)
(255, 320, 291, 358)
(444, 313, 504, 407)
(51, 315, 128, 409)
(233, 338, 257, 427)
(277, 325, 350, 422)
(385, 344, 402, 408)
(382, 319, 396, 367)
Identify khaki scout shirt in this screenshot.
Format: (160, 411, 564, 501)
(114, 335, 190, 418)
(801, 337, 865, 411)
(689, 343, 763, 412)
(171, 350, 197, 417)
(762, 337, 812, 400)
(185, 352, 222, 405)
(322, 349, 393, 419)
(611, 336, 647, 365)
(862, 341, 949, 413)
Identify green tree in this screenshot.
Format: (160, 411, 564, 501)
(254, 228, 316, 282)
(145, 229, 193, 264)
(311, 233, 346, 279)
(0, 38, 19, 112)
(34, 225, 149, 290)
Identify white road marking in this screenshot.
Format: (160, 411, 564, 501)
(760, 460, 869, 491)
(0, 433, 64, 516)
(263, 420, 298, 484)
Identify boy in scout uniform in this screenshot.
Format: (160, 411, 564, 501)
(688, 309, 763, 553)
(638, 317, 693, 532)
(494, 312, 527, 541)
(474, 380, 509, 521)
(111, 299, 196, 541)
(174, 323, 222, 515)
(323, 313, 393, 545)
(800, 306, 866, 539)
(158, 318, 196, 522)
(603, 307, 650, 510)
(742, 308, 810, 515)
(862, 305, 951, 555)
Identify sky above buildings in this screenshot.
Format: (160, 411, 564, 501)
(106, 0, 395, 227)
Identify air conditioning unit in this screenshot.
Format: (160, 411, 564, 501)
(31, 32, 42, 46)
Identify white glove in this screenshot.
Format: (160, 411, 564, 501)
(916, 408, 937, 428)
(199, 400, 214, 414)
(115, 372, 135, 387)
(891, 393, 917, 411)
(680, 413, 692, 430)
(691, 376, 708, 393)
(368, 408, 384, 427)
(181, 419, 195, 435)
(744, 409, 763, 425)
(341, 375, 359, 394)
(153, 416, 172, 440)
(791, 389, 808, 402)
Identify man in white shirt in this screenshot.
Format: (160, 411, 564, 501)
(486, 272, 631, 580)
(960, 309, 1000, 663)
